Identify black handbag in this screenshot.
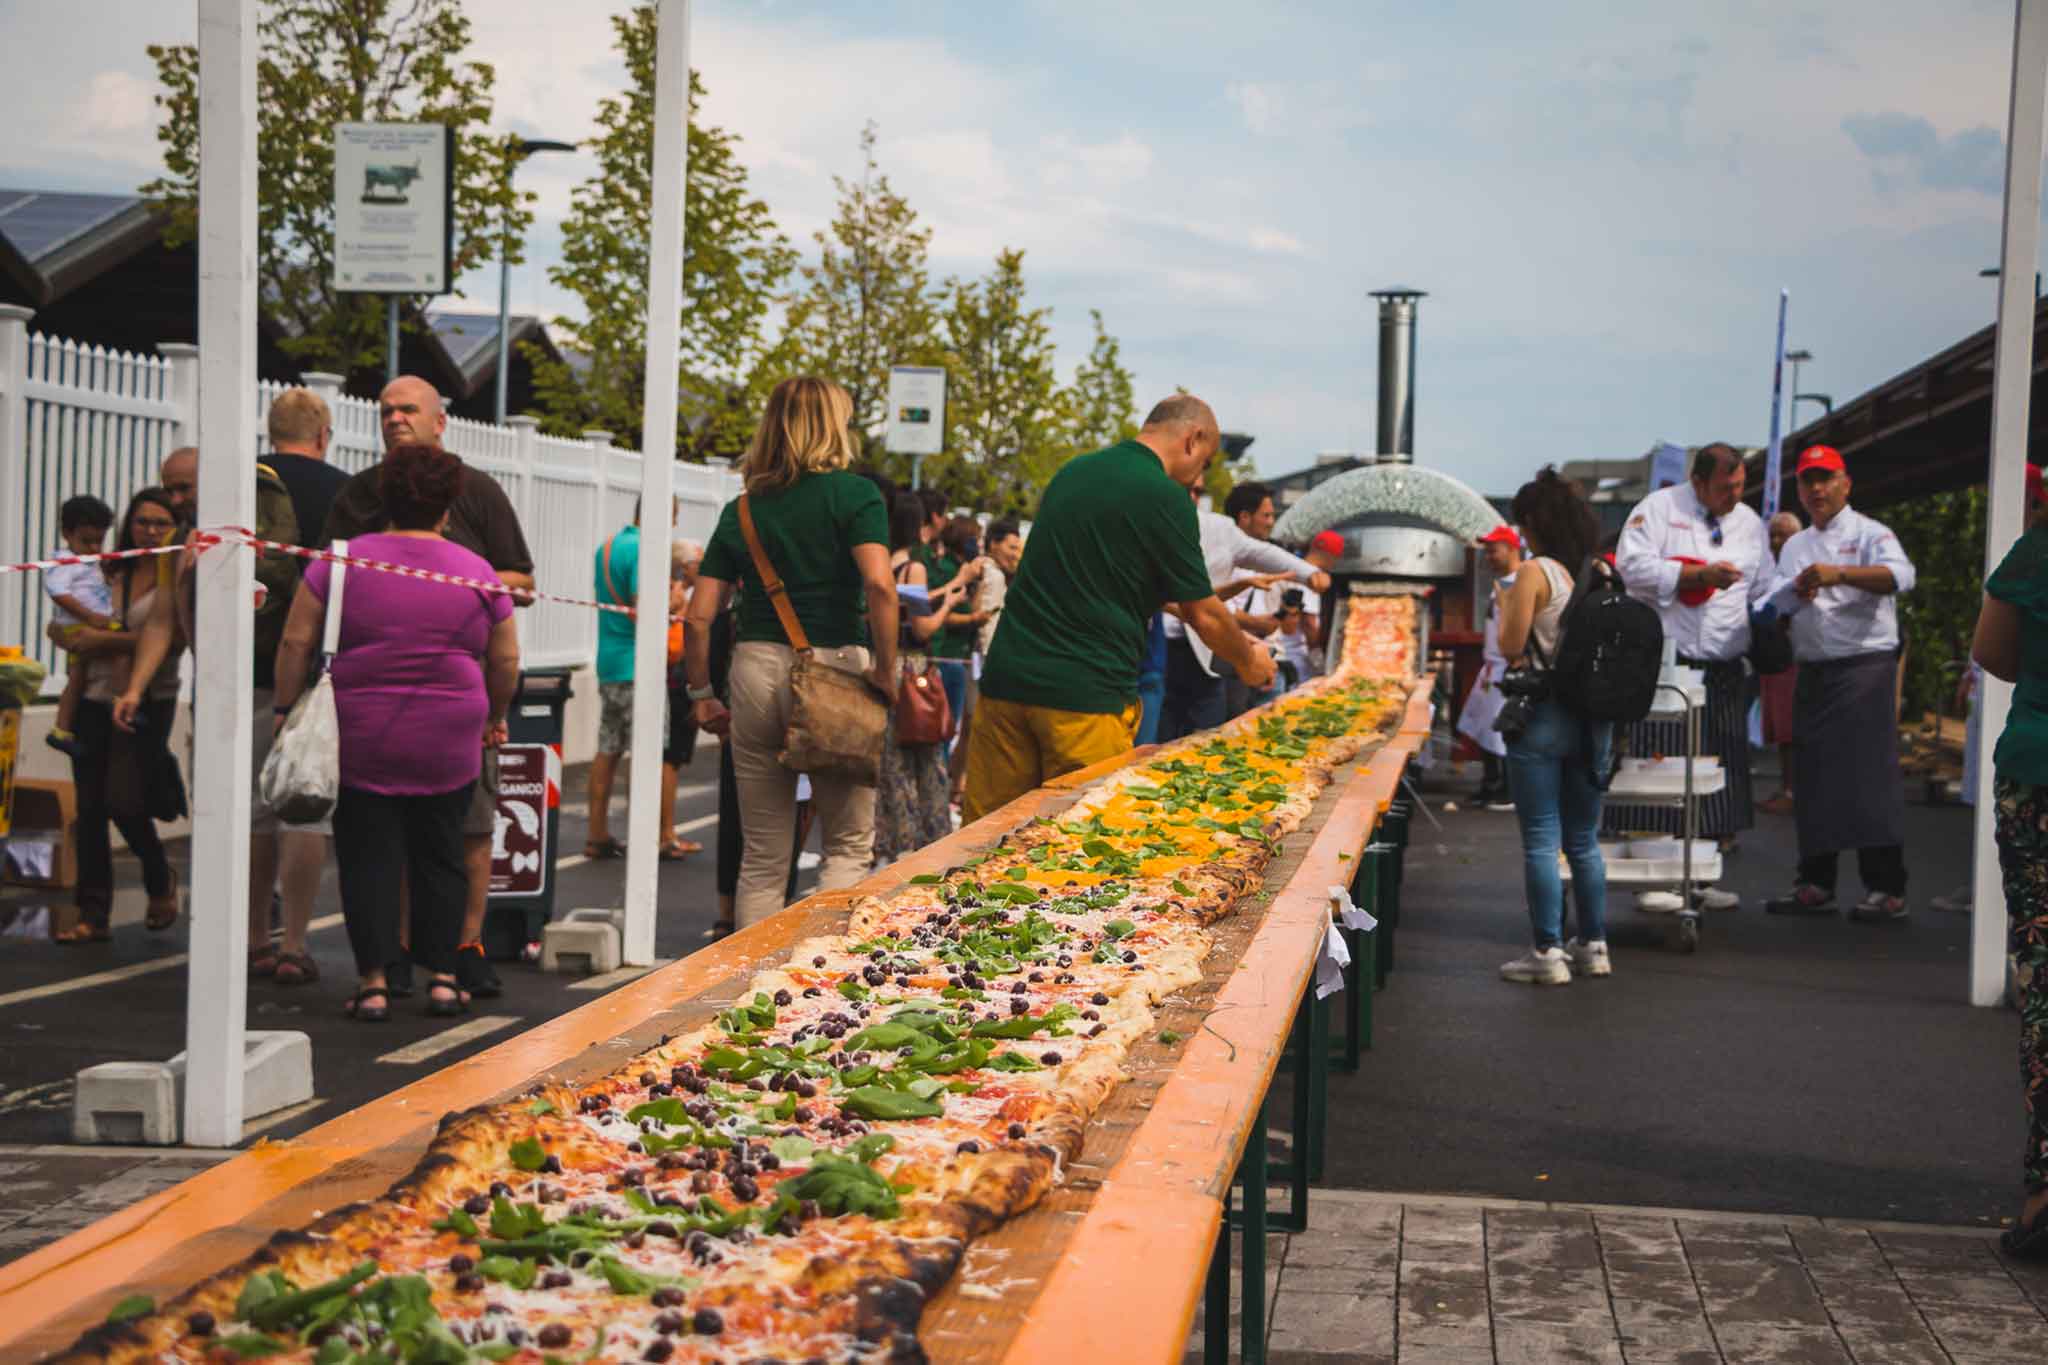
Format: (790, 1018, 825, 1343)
(1748, 611, 1794, 676)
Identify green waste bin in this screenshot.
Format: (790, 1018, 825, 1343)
(482, 667, 575, 961)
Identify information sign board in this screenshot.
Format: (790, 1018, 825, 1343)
(886, 365, 948, 456)
(333, 122, 455, 294)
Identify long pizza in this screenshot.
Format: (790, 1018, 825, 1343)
(54, 594, 1417, 1364)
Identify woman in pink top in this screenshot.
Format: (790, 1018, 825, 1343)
(272, 445, 520, 1021)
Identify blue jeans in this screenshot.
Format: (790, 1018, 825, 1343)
(1136, 670, 1166, 746)
(935, 660, 969, 753)
(1505, 698, 1613, 949)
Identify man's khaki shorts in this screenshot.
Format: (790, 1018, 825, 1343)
(464, 746, 502, 839)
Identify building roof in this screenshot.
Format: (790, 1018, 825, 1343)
(422, 309, 566, 400)
(0, 189, 164, 306)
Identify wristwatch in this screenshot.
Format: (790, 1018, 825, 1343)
(686, 682, 716, 702)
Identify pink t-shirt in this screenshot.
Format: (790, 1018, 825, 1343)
(304, 534, 513, 796)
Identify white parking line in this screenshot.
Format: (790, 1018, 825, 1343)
(0, 914, 345, 1008)
(374, 1014, 521, 1066)
(242, 1097, 327, 1139)
(566, 959, 675, 992)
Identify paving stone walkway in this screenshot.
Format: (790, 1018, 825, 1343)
(1189, 1189, 2048, 1363)
(0, 1147, 225, 1263)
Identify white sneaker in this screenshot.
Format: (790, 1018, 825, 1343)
(1565, 937, 1612, 977)
(1636, 890, 1684, 914)
(1929, 884, 1972, 915)
(1500, 945, 1572, 985)
(1693, 886, 1739, 911)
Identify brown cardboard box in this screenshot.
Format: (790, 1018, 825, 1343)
(3, 777, 77, 889)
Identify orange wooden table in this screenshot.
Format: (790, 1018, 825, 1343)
(0, 678, 1433, 1364)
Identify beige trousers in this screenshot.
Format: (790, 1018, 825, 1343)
(727, 641, 877, 927)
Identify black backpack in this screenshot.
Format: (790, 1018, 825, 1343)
(1546, 555, 1664, 723)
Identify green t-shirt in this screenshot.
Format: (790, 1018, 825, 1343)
(701, 471, 890, 649)
(982, 440, 1213, 714)
(1989, 525, 2048, 786)
(922, 547, 972, 660)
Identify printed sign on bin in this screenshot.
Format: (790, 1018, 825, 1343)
(490, 743, 549, 897)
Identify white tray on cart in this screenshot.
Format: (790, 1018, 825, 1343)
(1561, 839, 1723, 886)
(1605, 757, 1726, 801)
(1646, 671, 1706, 716)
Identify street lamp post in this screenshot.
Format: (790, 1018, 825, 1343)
(1792, 391, 1834, 422)
(1785, 347, 1813, 416)
(1979, 265, 2043, 299)
(497, 135, 576, 424)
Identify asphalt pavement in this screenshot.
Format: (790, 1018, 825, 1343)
(0, 744, 816, 1154)
(1321, 751, 2021, 1230)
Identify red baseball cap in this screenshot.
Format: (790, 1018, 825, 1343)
(1309, 529, 1345, 556)
(1476, 525, 1519, 547)
(1795, 445, 1845, 476)
(1669, 555, 1719, 607)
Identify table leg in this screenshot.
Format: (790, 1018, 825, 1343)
(1205, 1194, 1231, 1365)
(1307, 987, 1330, 1183)
(1240, 1116, 1269, 1363)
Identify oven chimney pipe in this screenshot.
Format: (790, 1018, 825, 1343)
(1369, 286, 1426, 463)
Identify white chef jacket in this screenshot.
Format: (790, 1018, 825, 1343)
(1773, 506, 1916, 662)
(1161, 511, 1318, 640)
(1615, 482, 1777, 663)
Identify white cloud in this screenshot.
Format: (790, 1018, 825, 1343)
(1247, 227, 1305, 256)
(1226, 81, 1277, 134)
(79, 70, 156, 139)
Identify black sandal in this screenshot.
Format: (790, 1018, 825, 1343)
(583, 837, 627, 859)
(344, 986, 390, 1022)
(427, 978, 471, 1017)
(2001, 1204, 2048, 1260)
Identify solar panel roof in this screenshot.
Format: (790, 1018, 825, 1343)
(0, 190, 145, 266)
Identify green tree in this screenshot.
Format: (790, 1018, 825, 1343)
(1057, 309, 1139, 456)
(770, 123, 943, 471)
(929, 248, 1067, 514)
(144, 0, 528, 380)
(528, 3, 794, 456)
(1887, 485, 1987, 721)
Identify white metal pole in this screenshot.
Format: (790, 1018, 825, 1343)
(1971, 0, 2048, 1008)
(185, 0, 258, 1145)
(495, 247, 512, 425)
(622, 0, 689, 966)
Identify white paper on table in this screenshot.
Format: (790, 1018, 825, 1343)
(1315, 922, 1351, 1000)
(1329, 883, 1378, 933)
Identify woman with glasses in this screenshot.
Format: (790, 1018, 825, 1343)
(50, 488, 186, 942)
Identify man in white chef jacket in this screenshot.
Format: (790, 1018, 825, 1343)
(1610, 444, 1778, 906)
(1763, 444, 1917, 922)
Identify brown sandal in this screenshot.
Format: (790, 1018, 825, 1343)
(272, 951, 319, 986)
(53, 922, 112, 944)
(249, 944, 281, 976)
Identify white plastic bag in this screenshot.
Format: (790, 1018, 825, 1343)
(260, 542, 346, 824)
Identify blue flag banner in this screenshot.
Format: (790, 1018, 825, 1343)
(1649, 441, 1688, 491)
(1762, 289, 1789, 521)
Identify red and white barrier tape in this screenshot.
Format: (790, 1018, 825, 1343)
(3, 528, 685, 623)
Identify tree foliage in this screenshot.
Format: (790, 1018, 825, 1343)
(1886, 485, 1987, 721)
(1060, 309, 1139, 455)
(927, 248, 1064, 514)
(769, 123, 944, 472)
(528, 3, 794, 456)
(144, 0, 527, 380)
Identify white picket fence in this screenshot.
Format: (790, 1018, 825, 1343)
(0, 305, 742, 691)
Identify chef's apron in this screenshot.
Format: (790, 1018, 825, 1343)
(1792, 651, 1905, 856)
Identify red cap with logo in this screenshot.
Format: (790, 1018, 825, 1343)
(1795, 444, 1845, 476)
(1476, 525, 1519, 547)
(1309, 530, 1345, 556)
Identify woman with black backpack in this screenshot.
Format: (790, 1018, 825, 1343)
(1495, 467, 1613, 985)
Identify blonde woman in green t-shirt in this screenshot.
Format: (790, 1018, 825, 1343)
(685, 377, 900, 927)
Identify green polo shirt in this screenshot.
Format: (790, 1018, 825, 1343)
(1990, 525, 2048, 786)
(981, 440, 1213, 714)
(701, 471, 890, 649)
(922, 546, 972, 660)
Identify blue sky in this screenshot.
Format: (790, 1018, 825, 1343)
(0, 0, 2033, 495)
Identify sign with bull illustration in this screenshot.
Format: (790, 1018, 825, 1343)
(333, 122, 455, 294)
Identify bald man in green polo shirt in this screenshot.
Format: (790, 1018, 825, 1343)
(963, 395, 1276, 821)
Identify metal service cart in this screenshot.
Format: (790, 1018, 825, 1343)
(1564, 671, 1724, 953)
